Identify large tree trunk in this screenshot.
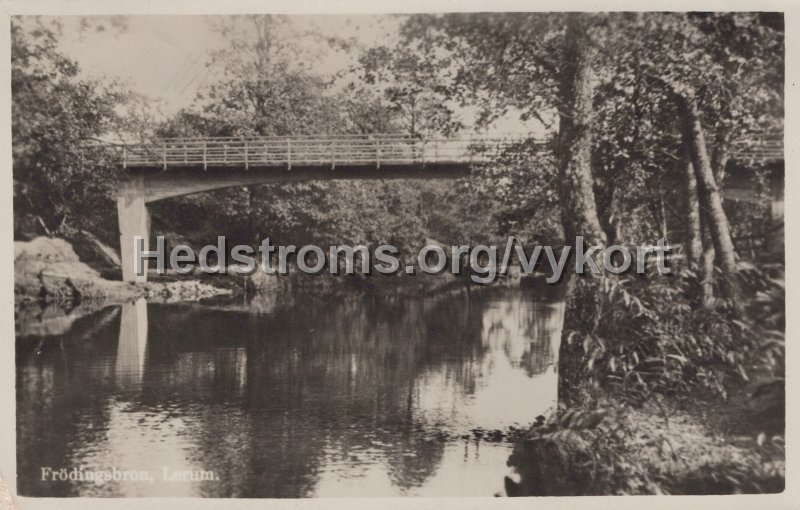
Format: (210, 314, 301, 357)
(556, 13, 605, 250)
(676, 93, 737, 273)
(597, 164, 625, 245)
(681, 139, 703, 267)
(700, 213, 716, 308)
(602, 188, 624, 245)
(710, 129, 736, 252)
(711, 126, 732, 187)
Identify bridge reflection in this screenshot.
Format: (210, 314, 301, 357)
(114, 298, 148, 391)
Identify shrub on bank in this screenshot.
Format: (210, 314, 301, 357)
(560, 262, 785, 403)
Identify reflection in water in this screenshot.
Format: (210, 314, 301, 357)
(16, 288, 565, 497)
(115, 299, 148, 391)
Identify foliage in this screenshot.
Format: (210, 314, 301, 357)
(148, 15, 511, 259)
(396, 13, 783, 247)
(12, 18, 131, 241)
(560, 261, 785, 402)
(507, 402, 784, 495)
(360, 42, 463, 137)
(13, 13, 784, 267)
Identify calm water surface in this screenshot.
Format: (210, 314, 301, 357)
(17, 287, 565, 497)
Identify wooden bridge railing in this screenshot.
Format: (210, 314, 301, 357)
(84, 133, 783, 170)
(117, 134, 544, 170)
(729, 134, 784, 162)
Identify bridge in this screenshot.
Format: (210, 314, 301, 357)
(102, 134, 531, 282)
(114, 135, 529, 201)
(97, 133, 782, 282)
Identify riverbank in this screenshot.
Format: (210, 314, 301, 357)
(14, 237, 232, 335)
(15, 237, 232, 304)
(505, 387, 784, 495)
(505, 266, 786, 495)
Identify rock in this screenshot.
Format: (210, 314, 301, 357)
(15, 237, 104, 303)
(143, 280, 232, 302)
(15, 236, 229, 308)
(15, 236, 83, 264)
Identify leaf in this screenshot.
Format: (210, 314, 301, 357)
(666, 354, 688, 364)
(737, 364, 750, 382)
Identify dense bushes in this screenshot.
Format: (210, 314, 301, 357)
(560, 261, 785, 403)
(506, 400, 785, 495)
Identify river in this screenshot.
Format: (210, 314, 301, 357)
(16, 286, 565, 497)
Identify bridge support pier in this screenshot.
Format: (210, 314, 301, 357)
(117, 178, 150, 283)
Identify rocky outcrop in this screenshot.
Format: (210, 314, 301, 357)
(14, 237, 122, 303)
(14, 236, 232, 308)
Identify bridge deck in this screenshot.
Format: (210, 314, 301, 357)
(728, 134, 784, 163)
(87, 133, 783, 171)
(118, 135, 536, 170)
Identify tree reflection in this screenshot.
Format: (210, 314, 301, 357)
(16, 287, 566, 497)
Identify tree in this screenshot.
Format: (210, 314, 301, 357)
(12, 18, 129, 241)
(624, 13, 782, 306)
(152, 15, 434, 257)
(397, 13, 607, 250)
(680, 140, 703, 267)
(676, 92, 737, 273)
(392, 12, 783, 305)
(556, 14, 606, 248)
(360, 44, 463, 137)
